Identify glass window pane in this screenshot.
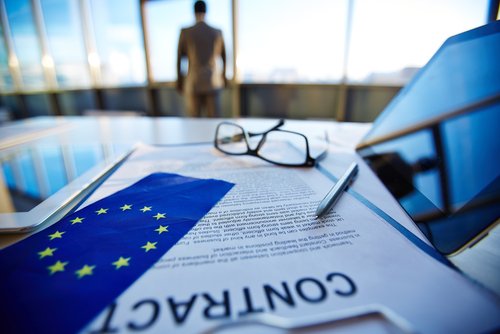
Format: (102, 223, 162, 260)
(239, 0, 348, 83)
(144, 0, 233, 82)
(347, 0, 488, 85)
(5, 0, 45, 90)
(90, 0, 146, 86)
(0, 23, 14, 91)
(40, 0, 91, 88)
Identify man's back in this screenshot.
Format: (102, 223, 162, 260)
(179, 22, 225, 93)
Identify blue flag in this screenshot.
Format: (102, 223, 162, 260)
(0, 172, 233, 334)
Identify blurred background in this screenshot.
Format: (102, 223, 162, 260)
(0, 0, 498, 122)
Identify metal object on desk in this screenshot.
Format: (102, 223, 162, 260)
(315, 162, 358, 219)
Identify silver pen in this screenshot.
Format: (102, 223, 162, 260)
(315, 162, 359, 219)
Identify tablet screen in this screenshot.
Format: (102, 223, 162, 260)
(356, 22, 500, 255)
(0, 132, 132, 235)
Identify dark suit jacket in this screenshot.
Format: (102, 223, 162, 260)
(177, 21, 226, 94)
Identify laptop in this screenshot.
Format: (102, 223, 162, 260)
(356, 21, 500, 272)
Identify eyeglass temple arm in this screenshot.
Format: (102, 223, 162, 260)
(247, 119, 285, 137)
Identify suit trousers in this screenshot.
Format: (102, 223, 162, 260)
(185, 90, 221, 117)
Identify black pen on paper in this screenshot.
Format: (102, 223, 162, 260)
(314, 162, 359, 219)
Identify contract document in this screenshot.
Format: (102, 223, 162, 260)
(82, 144, 499, 334)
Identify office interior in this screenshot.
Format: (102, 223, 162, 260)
(0, 0, 499, 123)
(1, 0, 500, 318)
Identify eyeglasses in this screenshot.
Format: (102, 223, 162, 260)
(214, 120, 328, 167)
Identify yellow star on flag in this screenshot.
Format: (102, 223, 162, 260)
(140, 206, 152, 213)
(120, 204, 132, 211)
(38, 247, 57, 259)
(47, 260, 68, 275)
(48, 231, 65, 240)
(70, 217, 84, 225)
(75, 264, 95, 279)
(153, 213, 166, 220)
(155, 225, 169, 234)
(95, 208, 108, 215)
(112, 256, 131, 269)
(141, 241, 157, 252)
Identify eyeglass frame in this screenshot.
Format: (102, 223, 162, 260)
(214, 119, 328, 167)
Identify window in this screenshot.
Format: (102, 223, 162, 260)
(347, 0, 489, 85)
(144, 0, 233, 82)
(89, 0, 146, 86)
(4, 0, 45, 90)
(40, 0, 90, 88)
(0, 0, 492, 93)
(238, 0, 348, 83)
(0, 23, 14, 91)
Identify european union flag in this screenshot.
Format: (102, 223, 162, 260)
(0, 172, 234, 334)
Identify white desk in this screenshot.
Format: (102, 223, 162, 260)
(0, 116, 498, 298)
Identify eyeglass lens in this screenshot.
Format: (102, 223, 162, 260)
(258, 131, 308, 164)
(215, 123, 247, 154)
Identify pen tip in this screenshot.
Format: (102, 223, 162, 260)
(313, 215, 319, 220)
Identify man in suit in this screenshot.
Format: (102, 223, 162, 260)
(176, 0, 227, 117)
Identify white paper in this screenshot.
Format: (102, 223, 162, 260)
(83, 144, 499, 334)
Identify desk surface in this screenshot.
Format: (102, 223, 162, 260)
(0, 116, 370, 149)
(1, 116, 499, 297)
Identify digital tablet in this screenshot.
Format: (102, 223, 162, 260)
(0, 140, 132, 233)
(356, 21, 500, 255)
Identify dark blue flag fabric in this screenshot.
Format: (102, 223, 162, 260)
(0, 172, 234, 334)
